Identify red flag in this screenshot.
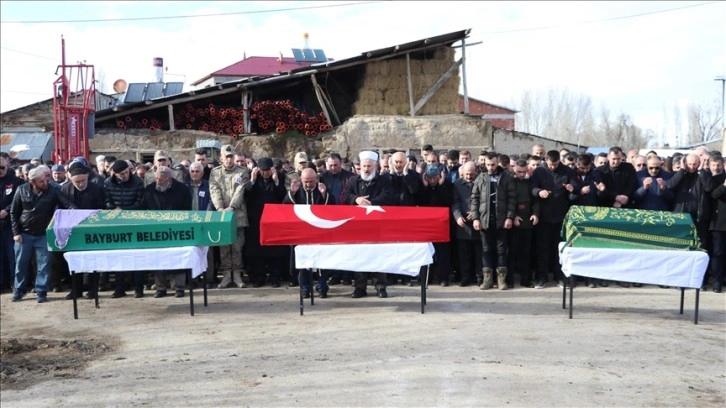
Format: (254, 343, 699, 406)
(260, 204, 449, 245)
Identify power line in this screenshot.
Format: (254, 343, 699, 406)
(0, 46, 57, 61)
(2, 90, 50, 95)
(481, 1, 719, 35)
(0, 1, 383, 24)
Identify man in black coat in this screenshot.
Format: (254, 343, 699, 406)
(244, 157, 287, 288)
(319, 153, 355, 286)
(344, 151, 396, 298)
(284, 167, 333, 297)
(136, 166, 192, 298)
(707, 156, 725, 293)
(0, 155, 24, 292)
(417, 164, 455, 286)
(452, 162, 481, 287)
(530, 150, 576, 289)
(595, 146, 638, 209)
(10, 166, 75, 302)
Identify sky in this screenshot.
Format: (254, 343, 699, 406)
(1, 1, 724, 146)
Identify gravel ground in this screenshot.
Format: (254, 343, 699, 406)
(0, 283, 724, 407)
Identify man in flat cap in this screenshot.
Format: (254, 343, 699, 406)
(343, 150, 396, 299)
(209, 144, 250, 289)
(10, 165, 75, 303)
(50, 164, 67, 187)
(143, 150, 184, 187)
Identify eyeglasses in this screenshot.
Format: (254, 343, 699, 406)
(635, 163, 646, 167)
(647, 167, 660, 170)
(157, 158, 167, 161)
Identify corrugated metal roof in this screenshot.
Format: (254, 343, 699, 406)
(213, 56, 319, 77)
(0, 132, 54, 161)
(96, 28, 472, 120)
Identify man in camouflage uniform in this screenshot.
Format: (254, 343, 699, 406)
(143, 150, 185, 187)
(209, 144, 250, 288)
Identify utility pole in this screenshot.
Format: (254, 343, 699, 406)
(715, 76, 725, 131)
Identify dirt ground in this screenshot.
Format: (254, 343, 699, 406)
(0, 282, 724, 407)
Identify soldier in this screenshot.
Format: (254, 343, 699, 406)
(209, 144, 250, 289)
(143, 150, 184, 187)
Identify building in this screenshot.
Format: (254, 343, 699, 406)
(457, 95, 517, 130)
(191, 55, 328, 88)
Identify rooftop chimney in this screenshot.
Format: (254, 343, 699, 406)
(153, 57, 163, 83)
(303, 32, 310, 49)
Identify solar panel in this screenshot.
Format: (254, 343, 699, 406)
(291, 48, 305, 62)
(145, 82, 164, 100)
(164, 82, 184, 96)
(313, 49, 327, 62)
(302, 48, 315, 61)
(124, 83, 146, 103)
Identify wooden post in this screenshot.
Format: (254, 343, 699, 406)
(242, 91, 250, 134)
(414, 58, 463, 114)
(167, 104, 175, 131)
(311, 74, 332, 126)
(461, 39, 469, 115)
(407, 53, 415, 117)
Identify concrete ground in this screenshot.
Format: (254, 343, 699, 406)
(1, 282, 724, 407)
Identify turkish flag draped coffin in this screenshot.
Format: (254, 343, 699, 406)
(260, 204, 449, 245)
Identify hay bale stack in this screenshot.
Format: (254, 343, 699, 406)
(353, 46, 459, 116)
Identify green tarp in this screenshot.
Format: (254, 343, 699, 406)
(562, 206, 701, 251)
(47, 210, 237, 252)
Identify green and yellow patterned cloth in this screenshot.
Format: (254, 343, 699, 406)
(47, 210, 237, 252)
(562, 206, 700, 251)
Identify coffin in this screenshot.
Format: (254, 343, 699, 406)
(260, 204, 449, 245)
(562, 205, 700, 251)
(47, 209, 237, 252)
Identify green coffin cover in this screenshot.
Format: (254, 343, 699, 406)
(47, 210, 237, 252)
(562, 205, 701, 251)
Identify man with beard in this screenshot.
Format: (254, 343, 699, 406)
(284, 167, 333, 298)
(344, 151, 396, 298)
(136, 166, 192, 298)
(61, 163, 105, 300)
(319, 153, 355, 286)
(0, 156, 24, 293)
(510, 159, 539, 288)
(634, 155, 673, 211)
(104, 159, 146, 298)
(708, 156, 725, 293)
(471, 152, 516, 290)
(11, 166, 75, 302)
(445, 149, 460, 183)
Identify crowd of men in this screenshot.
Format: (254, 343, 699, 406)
(0, 140, 724, 305)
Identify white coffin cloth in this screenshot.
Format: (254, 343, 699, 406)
(560, 246, 708, 289)
(295, 243, 435, 276)
(64, 246, 209, 279)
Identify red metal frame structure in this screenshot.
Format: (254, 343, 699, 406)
(52, 36, 96, 162)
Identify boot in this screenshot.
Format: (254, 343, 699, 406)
(232, 271, 246, 288)
(497, 267, 508, 290)
(480, 268, 494, 290)
(218, 271, 232, 288)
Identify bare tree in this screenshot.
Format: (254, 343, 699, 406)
(96, 68, 108, 94)
(687, 100, 721, 143)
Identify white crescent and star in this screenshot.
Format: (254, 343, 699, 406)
(293, 205, 385, 229)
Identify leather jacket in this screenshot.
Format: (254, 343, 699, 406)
(11, 183, 76, 236)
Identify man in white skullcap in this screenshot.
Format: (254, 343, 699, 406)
(343, 150, 396, 298)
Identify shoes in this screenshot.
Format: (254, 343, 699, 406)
(271, 282, 280, 288)
(52, 286, 62, 293)
(205, 282, 216, 290)
(65, 292, 77, 300)
(328, 277, 341, 286)
(534, 281, 546, 289)
(175, 289, 184, 298)
(377, 288, 388, 298)
(134, 290, 144, 298)
(407, 280, 414, 287)
(12, 291, 25, 302)
(154, 290, 167, 298)
(342, 279, 352, 286)
(111, 290, 127, 298)
(714, 287, 722, 293)
(588, 282, 596, 288)
(616, 282, 630, 288)
(288, 281, 299, 288)
(319, 291, 328, 299)
(507, 283, 514, 289)
(459, 281, 470, 287)
(659, 285, 670, 289)
(302, 292, 311, 299)
(440, 281, 449, 287)
(98, 283, 111, 292)
(632, 283, 643, 288)
(599, 281, 609, 287)
(252, 283, 264, 288)
(37, 296, 48, 303)
(84, 292, 97, 299)
(557, 280, 566, 289)
(351, 289, 367, 298)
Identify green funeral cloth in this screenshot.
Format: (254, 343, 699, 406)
(562, 206, 700, 251)
(47, 209, 237, 252)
